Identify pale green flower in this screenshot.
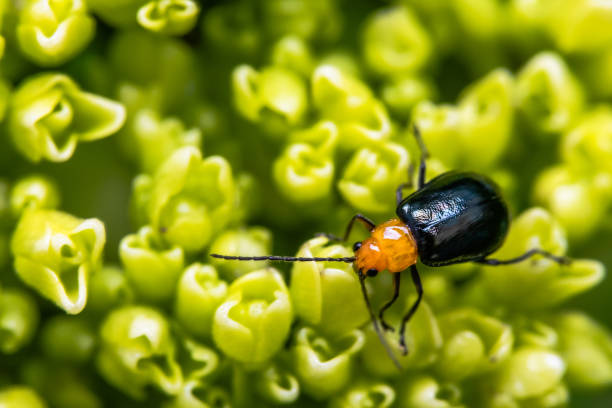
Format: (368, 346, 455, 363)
(17, 0, 95, 66)
(8, 73, 126, 162)
(11, 209, 105, 314)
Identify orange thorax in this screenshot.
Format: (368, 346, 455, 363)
(354, 219, 418, 273)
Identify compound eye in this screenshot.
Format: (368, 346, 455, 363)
(352, 241, 362, 252)
(367, 268, 378, 277)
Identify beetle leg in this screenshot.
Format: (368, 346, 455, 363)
(357, 269, 403, 370)
(412, 124, 429, 189)
(314, 232, 343, 242)
(378, 273, 401, 332)
(395, 163, 415, 205)
(477, 248, 571, 266)
(398, 264, 423, 355)
(343, 214, 376, 242)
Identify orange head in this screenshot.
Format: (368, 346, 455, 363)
(353, 219, 418, 277)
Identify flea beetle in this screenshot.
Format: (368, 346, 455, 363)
(211, 126, 570, 369)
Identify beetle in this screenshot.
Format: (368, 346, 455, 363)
(211, 126, 570, 369)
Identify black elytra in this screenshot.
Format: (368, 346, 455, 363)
(396, 171, 510, 267)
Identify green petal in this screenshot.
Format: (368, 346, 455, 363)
(17, 0, 96, 66)
(97, 306, 182, 399)
(254, 363, 300, 405)
(289, 236, 368, 337)
(338, 142, 410, 214)
(435, 308, 514, 381)
(293, 327, 364, 400)
(552, 312, 612, 389)
(274, 143, 335, 203)
(175, 263, 228, 339)
(516, 52, 584, 134)
(212, 268, 292, 364)
(362, 5, 431, 76)
(0, 386, 47, 408)
(137, 0, 200, 36)
(9, 175, 60, 218)
(398, 375, 464, 408)
(0, 289, 39, 354)
(11, 209, 105, 314)
(119, 225, 184, 303)
(330, 382, 396, 408)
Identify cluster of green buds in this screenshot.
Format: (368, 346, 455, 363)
(0, 0, 611, 407)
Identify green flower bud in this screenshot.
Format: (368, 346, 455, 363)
(382, 76, 435, 118)
(456, 69, 514, 170)
(119, 225, 184, 303)
(546, 0, 612, 53)
(87, 0, 147, 27)
(330, 382, 396, 408)
(128, 109, 202, 173)
(260, 0, 342, 43)
(148, 147, 235, 252)
(534, 165, 612, 241)
(11, 209, 105, 314)
(481, 208, 605, 309)
(87, 265, 134, 315)
(552, 312, 612, 389)
(516, 52, 583, 134)
(232, 65, 307, 134)
(175, 263, 227, 340)
(209, 228, 272, 281)
(137, 0, 199, 36)
(274, 143, 335, 203)
(495, 347, 565, 400)
(361, 299, 442, 376)
(254, 363, 299, 405)
(411, 102, 462, 169)
(398, 375, 463, 408)
(97, 306, 182, 399)
(338, 141, 410, 214)
(289, 236, 368, 337)
(561, 108, 612, 175)
(435, 308, 514, 381)
(312, 65, 392, 149)
(0, 288, 39, 354)
(16, 0, 95, 66)
(177, 334, 220, 382)
(109, 30, 196, 112)
(293, 327, 364, 400)
(9, 175, 60, 218)
(362, 5, 431, 77)
(212, 268, 292, 364)
(9, 73, 126, 162)
(514, 318, 558, 349)
(21, 359, 102, 408)
(130, 174, 154, 229)
(0, 386, 47, 408)
(270, 35, 314, 78)
(40, 315, 95, 364)
(164, 382, 231, 408)
(202, 2, 261, 57)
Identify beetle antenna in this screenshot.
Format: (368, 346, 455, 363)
(210, 254, 356, 263)
(357, 271, 403, 371)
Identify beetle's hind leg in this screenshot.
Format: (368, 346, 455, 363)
(412, 124, 429, 189)
(396, 163, 415, 205)
(378, 273, 401, 332)
(476, 248, 571, 266)
(398, 264, 423, 355)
